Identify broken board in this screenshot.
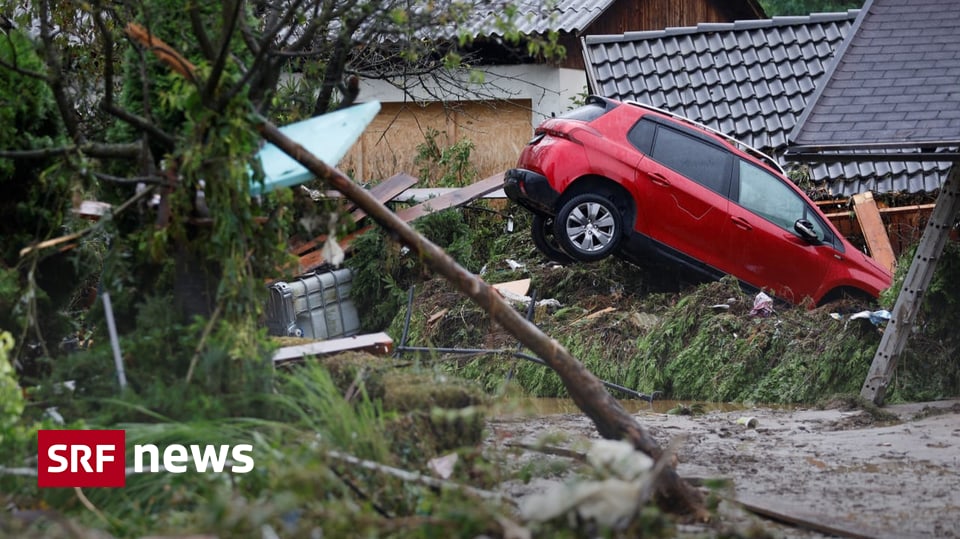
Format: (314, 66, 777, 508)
(272, 332, 393, 364)
(252, 101, 381, 196)
(851, 191, 896, 273)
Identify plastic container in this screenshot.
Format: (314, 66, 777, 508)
(266, 268, 360, 340)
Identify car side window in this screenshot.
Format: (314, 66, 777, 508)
(627, 118, 656, 154)
(737, 160, 834, 245)
(648, 125, 733, 196)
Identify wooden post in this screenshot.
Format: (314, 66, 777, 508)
(861, 167, 960, 404)
(851, 191, 897, 273)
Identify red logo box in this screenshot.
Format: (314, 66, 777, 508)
(37, 430, 126, 488)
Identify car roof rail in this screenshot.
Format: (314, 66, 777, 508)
(624, 100, 786, 176)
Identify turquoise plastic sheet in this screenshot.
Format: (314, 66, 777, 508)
(251, 101, 381, 195)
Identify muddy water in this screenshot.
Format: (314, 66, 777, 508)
(500, 397, 755, 416)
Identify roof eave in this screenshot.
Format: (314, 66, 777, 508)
(786, 143, 960, 163)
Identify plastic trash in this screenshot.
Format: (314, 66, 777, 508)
(750, 292, 774, 317)
(849, 309, 892, 326)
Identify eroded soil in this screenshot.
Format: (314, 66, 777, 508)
(485, 399, 960, 538)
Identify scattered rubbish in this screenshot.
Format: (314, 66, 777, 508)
(492, 281, 561, 311)
(750, 292, 775, 317)
(427, 309, 449, 325)
(506, 259, 525, 270)
(428, 453, 459, 479)
(736, 416, 759, 428)
(520, 477, 644, 528)
(849, 309, 892, 326)
(711, 297, 738, 311)
(586, 439, 654, 481)
(44, 407, 65, 425)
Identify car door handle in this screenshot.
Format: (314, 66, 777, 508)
(649, 172, 671, 187)
(731, 216, 752, 231)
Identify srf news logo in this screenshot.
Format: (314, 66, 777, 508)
(37, 430, 254, 488)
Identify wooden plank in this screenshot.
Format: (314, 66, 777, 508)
(347, 172, 418, 220)
(394, 187, 508, 203)
(292, 173, 418, 257)
(734, 494, 904, 539)
(272, 332, 393, 364)
(862, 169, 960, 405)
(394, 172, 506, 222)
(851, 191, 897, 273)
(878, 203, 935, 215)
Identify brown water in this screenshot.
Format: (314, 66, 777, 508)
(497, 397, 756, 416)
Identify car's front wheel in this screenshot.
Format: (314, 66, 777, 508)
(531, 214, 574, 264)
(554, 193, 622, 262)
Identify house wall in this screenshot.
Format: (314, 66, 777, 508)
(587, 0, 738, 36)
(342, 65, 587, 182)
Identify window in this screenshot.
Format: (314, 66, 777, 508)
(627, 118, 656, 154)
(737, 160, 834, 244)
(649, 126, 732, 195)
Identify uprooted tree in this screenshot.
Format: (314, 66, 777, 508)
(0, 0, 705, 523)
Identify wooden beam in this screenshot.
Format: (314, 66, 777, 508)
(734, 494, 902, 539)
(347, 172, 418, 221)
(851, 191, 897, 272)
(862, 168, 960, 404)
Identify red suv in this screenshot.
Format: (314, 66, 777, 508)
(504, 96, 892, 306)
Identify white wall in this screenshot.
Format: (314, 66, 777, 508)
(357, 64, 588, 128)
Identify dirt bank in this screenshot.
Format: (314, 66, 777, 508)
(486, 398, 960, 538)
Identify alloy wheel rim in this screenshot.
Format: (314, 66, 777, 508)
(564, 202, 616, 252)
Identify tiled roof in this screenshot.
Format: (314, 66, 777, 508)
(582, 10, 949, 196)
(469, 0, 614, 38)
(790, 0, 960, 150)
(397, 0, 615, 43)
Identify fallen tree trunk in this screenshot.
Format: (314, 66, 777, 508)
(256, 120, 708, 520)
(125, 20, 705, 519)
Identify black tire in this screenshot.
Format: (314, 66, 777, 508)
(554, 193, 623, 262)
(531, 214, 575, 264)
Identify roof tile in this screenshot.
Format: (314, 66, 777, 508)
(583, 8, 949, 195)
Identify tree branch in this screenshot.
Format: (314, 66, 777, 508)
(0, 142, 142, 160)
(205, 0, 244, 107)
(100, 102, 176, 151)
(189, 4, 217, 61)
(37, 0, 83, 141)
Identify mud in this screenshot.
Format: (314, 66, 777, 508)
(485, 399, 960, 538)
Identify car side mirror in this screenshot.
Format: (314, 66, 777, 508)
(794, 219, 821, 244)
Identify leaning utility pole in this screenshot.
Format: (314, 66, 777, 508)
(861, 166, 960, 404)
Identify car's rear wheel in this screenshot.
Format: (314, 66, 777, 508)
(531, 214, 574, 264)
(554, 193, 622, 262)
